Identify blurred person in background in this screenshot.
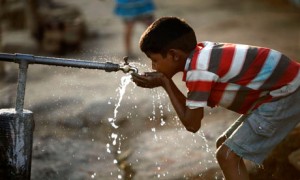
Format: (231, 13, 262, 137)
(114, 0, 155, 58)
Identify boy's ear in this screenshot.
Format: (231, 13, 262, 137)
(168, 49, 180, 61)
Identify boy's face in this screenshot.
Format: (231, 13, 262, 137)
(146, 52, 178, 78)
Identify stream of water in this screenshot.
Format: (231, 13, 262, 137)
(107, 75, 132, 129)
(106, 75, 132, 179)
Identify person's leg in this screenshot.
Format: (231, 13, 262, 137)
(216, 88, 300, 179)
(124, 21, 134, 57)
(216, 144, 249, 180)
(216, 135, 227, 149)
(216, 115, 247, 149)
(215, 115, 249, 179)
(141, 15, 154, 27)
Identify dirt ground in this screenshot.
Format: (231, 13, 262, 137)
(0, 0, 300, 179)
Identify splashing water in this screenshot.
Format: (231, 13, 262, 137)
(107, 75, 131, 148)
(103, 64, 216, 178)
(106, 143, 111, 153)
(91, 172, 96, 179)
(106, 75, 132, 179)
(145, 87, 218, 178)
(111, 133, 118, 145)
(147, 88, 169, 141)
(107, 75, 132, 129)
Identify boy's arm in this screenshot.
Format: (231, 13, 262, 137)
(132, 72, 203, 133)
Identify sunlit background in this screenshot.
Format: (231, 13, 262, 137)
(0, 0, 299, 179)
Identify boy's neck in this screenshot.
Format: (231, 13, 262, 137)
(177, 51, 190, 72)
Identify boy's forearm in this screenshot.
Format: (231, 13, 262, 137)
(162, 77, 186, 119)
(162, 77, 203, 132)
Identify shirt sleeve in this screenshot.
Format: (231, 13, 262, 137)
(185, 70, 219, 108)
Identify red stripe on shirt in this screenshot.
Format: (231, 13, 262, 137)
(187, 81, 213, 92)
(271, 62, 299, 90)
(238, 91, 263, 113)
(217, 44, 235, 77)
(207, 83, 228, 107)
(237, 48, 270, 86)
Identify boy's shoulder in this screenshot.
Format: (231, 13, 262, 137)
(198, 41, 275, 54)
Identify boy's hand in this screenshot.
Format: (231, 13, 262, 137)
(131, 72, 167, 88)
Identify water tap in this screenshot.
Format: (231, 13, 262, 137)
(119, 56, 138, 73)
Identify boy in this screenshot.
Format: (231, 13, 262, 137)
(131, 16, 300, 179)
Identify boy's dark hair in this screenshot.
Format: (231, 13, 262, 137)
(139, 17, 197, 57)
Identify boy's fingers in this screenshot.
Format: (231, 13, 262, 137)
(132, 76, 145, 83)
(132, 73, 150, 81)
(131, 73, 144, 79)
(132, 75, 148, 86)
(133, 79, 149, 88)
(131, 72, 160, 88)
(133, 78, 144, 84)
(131, 73, 142, 80)
(131, 72, 139, 77)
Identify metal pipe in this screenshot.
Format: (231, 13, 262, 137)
(0, 53, 138, 73)
(15, 61, 28, 113)
(0, 109, 34, 180)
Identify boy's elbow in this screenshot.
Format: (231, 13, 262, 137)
(183, 108, 203, 133)
(185, 127, 200, 133)
(185, 124, 201, 133)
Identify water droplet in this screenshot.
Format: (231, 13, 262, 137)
(106, 143, 111, 153)
(111, 133, 118, 145)
(91, 172, 96, 179)
(160, 119, 166, 126)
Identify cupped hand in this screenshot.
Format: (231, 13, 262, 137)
(131, 72, 167, 88)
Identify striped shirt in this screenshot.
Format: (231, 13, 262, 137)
(183, 41, 300, 114)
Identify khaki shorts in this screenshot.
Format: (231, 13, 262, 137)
(223, 88, 300, 164)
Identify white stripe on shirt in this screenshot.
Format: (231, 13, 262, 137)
(218, 85, 240, 108)
(247, 49, 281, 90)
(186, 70, 219, 82)
(196, 42, 214, 70)
(220, 44, 249, 82)
(186, 100, 207, 109)
(185, 57, 191, 71)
